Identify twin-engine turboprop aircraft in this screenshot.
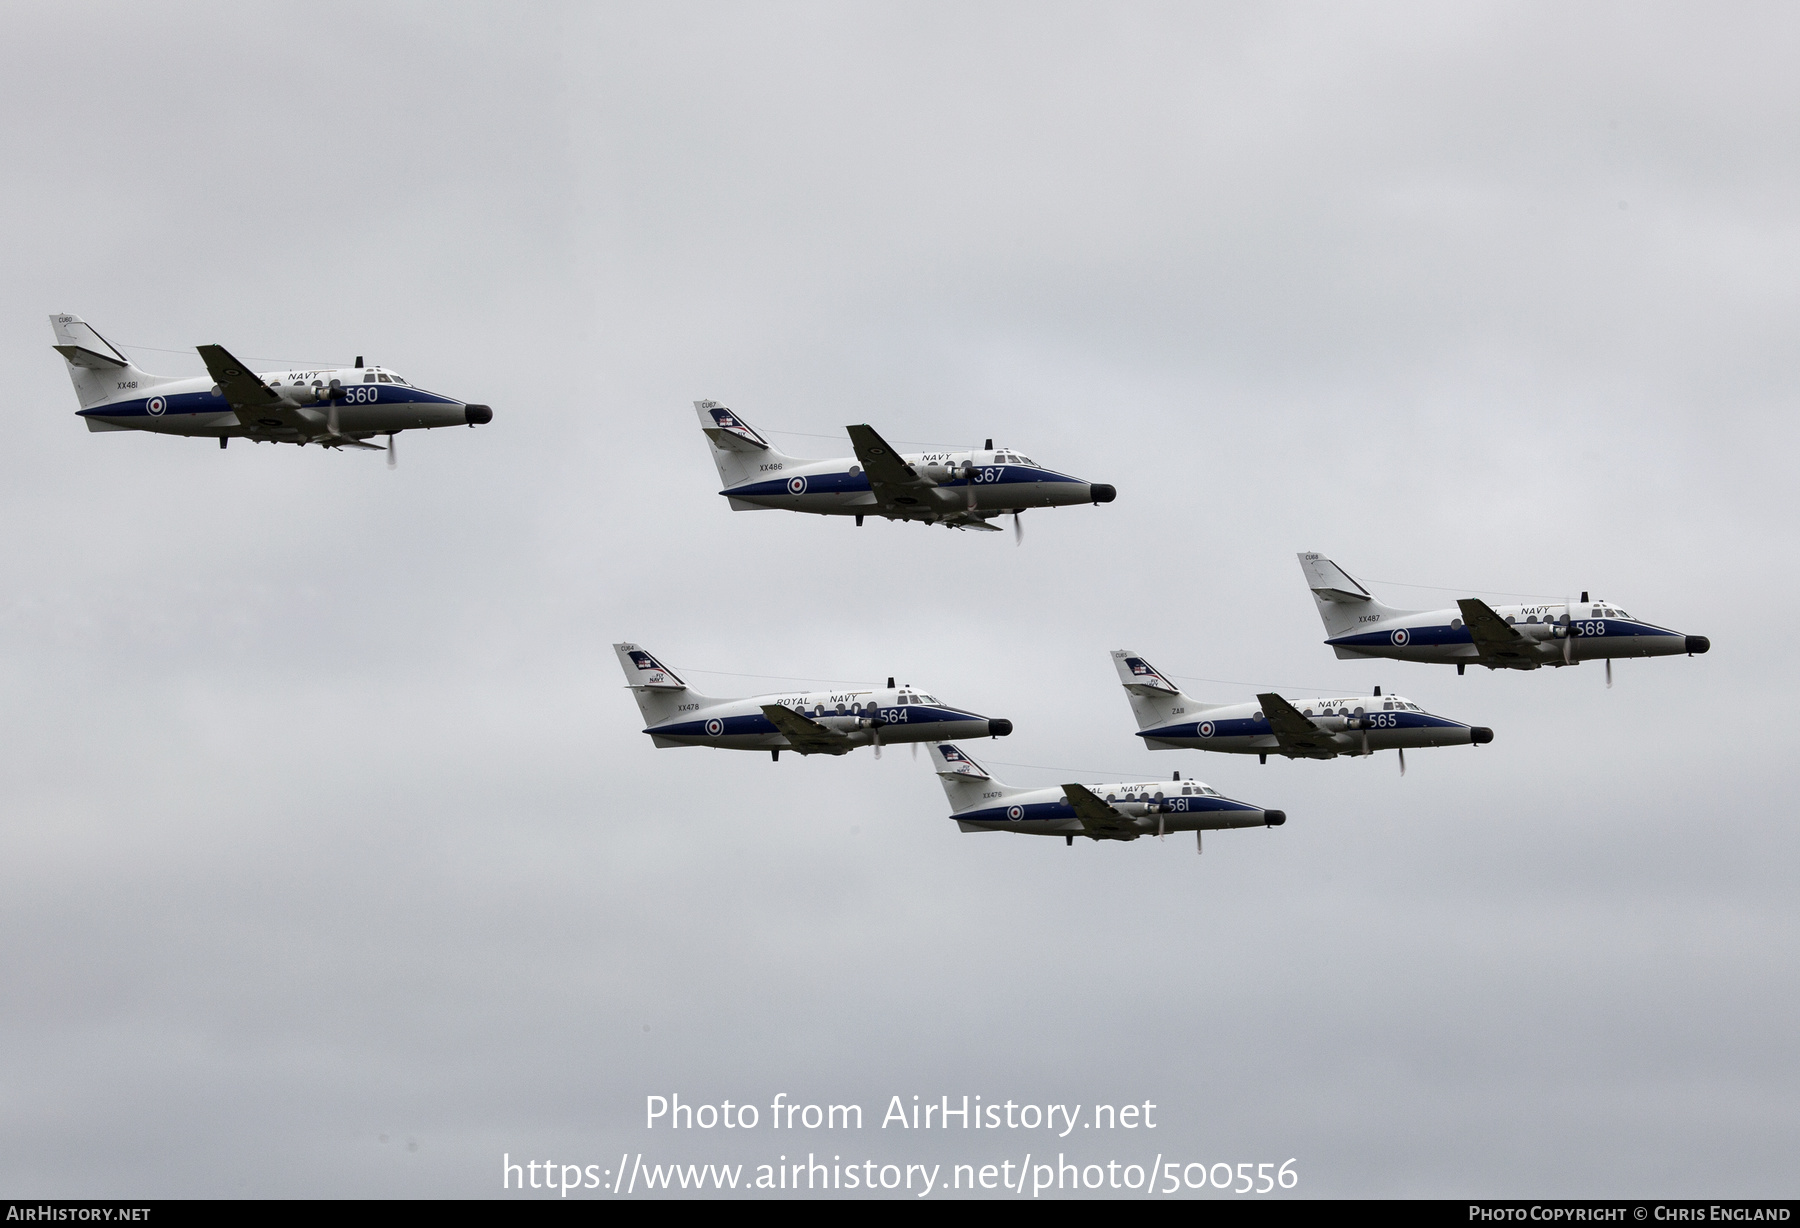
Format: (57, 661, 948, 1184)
(614, 643, 1012, 760)
(928, 742, 1284, 853)
(1298, 553, 1710, 678)
(695, 400, 1115, 536)
(1112, 649, 1491, 773)
(50, 314, 492, 459)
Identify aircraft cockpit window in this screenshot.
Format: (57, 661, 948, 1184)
(1203, 787, 1219, 796)
(363, 373, 376, 382)
(390, 376, 407, 385)
(1014, 455, 1036, 466)
(377, 374, 392, 383)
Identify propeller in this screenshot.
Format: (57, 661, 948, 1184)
(387, 432, 397, 470)
(327, 403, 341, 438)
(1398, 747, 1406, 777)
(1562, 596, 1574, 666)
(911, 741, 918, 761)
(1606, 658, 1612, 689)
(1012, 512, 1023, 545)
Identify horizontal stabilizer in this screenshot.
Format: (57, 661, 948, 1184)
(1298, 552, 1372, 602)
(613, 642, 686, 689)
(53, 344, 126, 370)
(695, 400, 770, 453)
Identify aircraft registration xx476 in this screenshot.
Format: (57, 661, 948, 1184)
(1299, 553, 1710, 678)
(615, 644, 1012, 760)
(1112, 649, 1491, 773)
(51, 313, 492, 459)
(927, 742, 1284, 853)
(695, 400, 1115, 536)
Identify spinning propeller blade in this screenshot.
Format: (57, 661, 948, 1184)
(387, 433, 397, 470)
(1012, 512, 1023, 545)
(1398, 747, 1406, 777)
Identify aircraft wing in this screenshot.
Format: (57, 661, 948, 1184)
(1456, 598, 1540, 667)
(1256, 692, 1340, 759)
(759, 704, 857, 756)
(197, 344, 282, 412)
(1060, 782, 1141, 840)
(844, 423, 937, 514)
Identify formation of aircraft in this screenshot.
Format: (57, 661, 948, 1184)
(1298, 553, 1710, 681)
(49, 314, 1716, 853)
(51, 313, 491, 463)
(613, 643, 1011, 760)
(694, 400, 1115, 537)
(1112, 649, 1490, 773)
(927, 742, 1283, 853)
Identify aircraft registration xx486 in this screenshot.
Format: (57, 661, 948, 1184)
(927, 742, 1284, 853)
(51, 313, 492, 459)
(695, 400, 1115, 536)
(1112, 649, 1491, 773)
(1299, 553, 1710, 677)
(615, 643, 1012, 760)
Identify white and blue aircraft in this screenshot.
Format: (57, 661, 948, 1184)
(50, 313, 492, 461)
(614, 643, 1012, 760)
(1299, 553, 1711, 680)
(927, 742, 1284, 853)
(1112, 649, 1491, 773)
(695, 400, 1116, 537)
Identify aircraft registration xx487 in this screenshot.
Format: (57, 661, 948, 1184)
(51, 313, 493, 459)
(695, 400, 1115, 536)
(927, 742, 1284, 853)
(1299, 553, 1710, 677)
(1112, 649, 1491, 773)
(615, 644, 1012, 760)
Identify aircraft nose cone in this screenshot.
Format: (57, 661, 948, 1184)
(1470, 727, 1495, 744)
(988, 718, 1013, 737)
(1686, 635, 1710, 654)
(464, 404, 493, 425)
(1263, 809, 1287, 827)
(1089, 483, 1117, 503)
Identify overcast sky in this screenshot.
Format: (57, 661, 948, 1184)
(2, 1, 1795, 1199)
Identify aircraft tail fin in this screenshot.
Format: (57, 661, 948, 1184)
(928, 742, 1029, 812)
(1296, 552, 1419, 638)
(49, 313, 165, 409)
(694, 400, 803, 490)
(614, 642, 713, 725)
(1110, 649, 1218, 729)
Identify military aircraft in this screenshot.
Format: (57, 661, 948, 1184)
(927, 742, 1283, 853)
(614, 643, 1012, 760)
(694, 400, 1115, 537)
(1111, 649, 1491, 774)
(50, 313, 492, 462)
(1298, 553, 1710, 682)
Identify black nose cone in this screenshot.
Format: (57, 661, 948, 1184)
(988, 718, 1013, 737)
(1470, 727, 1495, 744)
(1686, 636, 1710, 654)
(1263, 809, 1287, 827)
(1090, 483, 1116, 504)
(465, 404, 493, 425)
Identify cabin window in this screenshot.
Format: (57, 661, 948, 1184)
(835, 704, 846, 715)
(1452, 618, 1464, 628)
(1302, 708, 1314, 716)
(1105, 794, 1117, 803)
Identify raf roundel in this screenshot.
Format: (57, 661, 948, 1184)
(146, 395, 166, 416)
(786, 475, 807, 495)
(1006, 805, 1024, 821)
(1390, 627, 1411, 646)
(704, 718, 724, 737)
(1198, 720, 1215, 738)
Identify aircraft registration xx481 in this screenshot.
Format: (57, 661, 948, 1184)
(1112, 649, 1491, 773)
(615, 643, 1012, 760)
(1299, 553, 1710, 677)
(695, 400, 1115, 536)
(51, 313, 492, 458)
(927, 742, 1284, 853)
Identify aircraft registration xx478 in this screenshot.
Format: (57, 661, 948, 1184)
(695, 400, 1115, 536)
(1112, 649, 1491, 773)
(927, 742, 1284, 853)
(615, 644, 1012, 760)
(1299, 553, 1710, 678)
(51, 313, 492, 459)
